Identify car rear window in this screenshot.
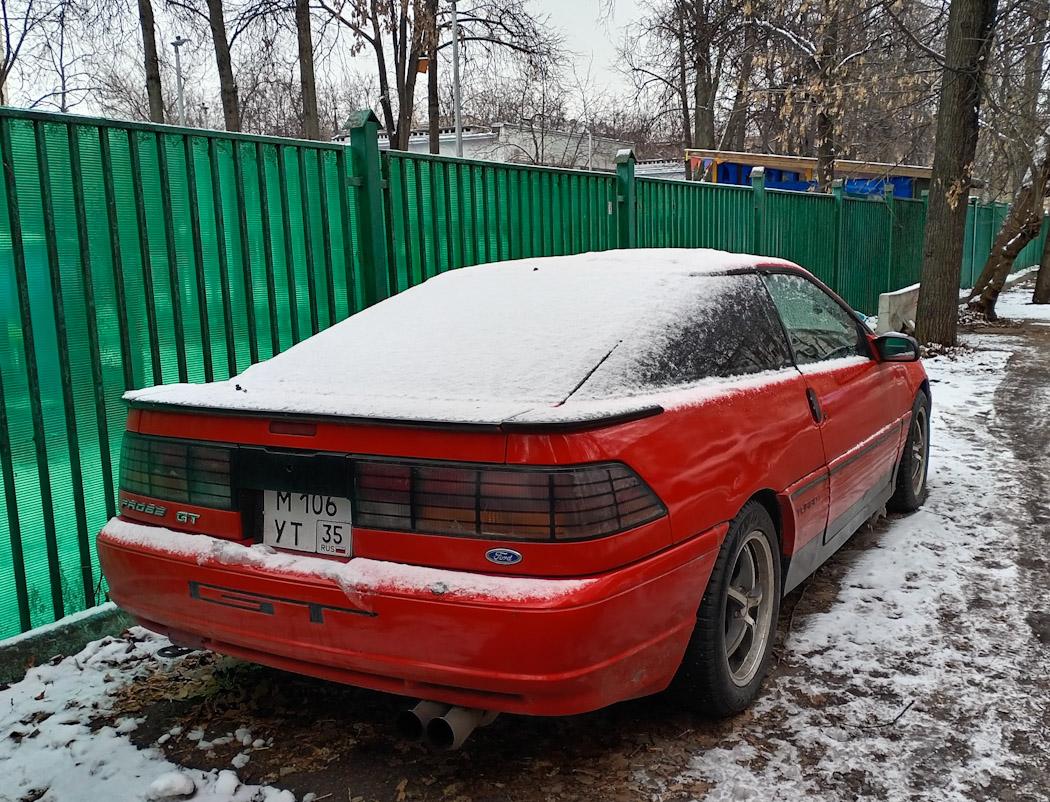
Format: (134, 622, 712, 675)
(578, 273, 793, 398)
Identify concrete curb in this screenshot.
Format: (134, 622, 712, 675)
(0, 603, 136, 686)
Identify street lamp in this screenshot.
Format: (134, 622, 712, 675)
(171, 35, 189, 127)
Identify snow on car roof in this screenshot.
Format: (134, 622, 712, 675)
(126, 249, 798, 425)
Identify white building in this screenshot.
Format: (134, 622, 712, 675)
(337, 122, 632, 172)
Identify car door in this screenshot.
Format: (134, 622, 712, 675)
(615, 272, 831, 561)
(761, 270, 913, 552)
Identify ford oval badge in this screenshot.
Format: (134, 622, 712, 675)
(485, 548, 523, 565)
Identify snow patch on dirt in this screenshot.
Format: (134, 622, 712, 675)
(0, 630, 296, 801)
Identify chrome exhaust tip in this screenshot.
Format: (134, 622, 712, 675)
(394, 700, 451, 741)
(425, 706, 499, 750)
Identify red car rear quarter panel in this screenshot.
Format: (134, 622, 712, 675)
(507, 371, 826, 555)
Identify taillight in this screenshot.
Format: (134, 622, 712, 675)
(355, 461, 665, 541)
(120, 432, 234, 510)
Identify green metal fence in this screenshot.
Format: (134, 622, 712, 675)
(384, 152, 620, 292)
(0, 106, 1042, 637)
(0, 109, 367, 636)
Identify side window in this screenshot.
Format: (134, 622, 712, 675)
(761, 273, 867, 365)
(638, 273, 793, 386)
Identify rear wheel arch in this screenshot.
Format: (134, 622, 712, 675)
(669, 498, 782, 717)
(750, 488, 787, 554)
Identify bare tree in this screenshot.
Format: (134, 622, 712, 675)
(915, 0, 999, 346)
(319, 0, 559, 149)
(1, 0, 56, 104)
(203, 0, 240, 130)
(1035, 233, 1050, 303)
(425, 0, 439, 153)
(27, 0, 98, 111)
(166, 0, 283, 132)
(966, 148, 1050, 317)
(960, 0, 1050, 315)
(294, 0, 319, 138)
(139, 0, 165, 121)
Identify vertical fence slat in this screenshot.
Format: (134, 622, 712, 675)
(183, 135, 214, 382)
(206, 138, 239, 377)
(255, 142, 281, 355)
(155, 134, 189, 383)
(275, 146, 302, 344)
(6, 118, 65, 621)
(231, 142, 260, 365)
(315, 150, 338, 321)
(296, 147, 320, 335)
(0, 363, 31, 631)
(127, 132, 163, 385)
(98, 130, 135, 391)
(67, 125, 117, 533)
(35, 121, 97, 612)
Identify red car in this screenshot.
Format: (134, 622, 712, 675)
(98, 249, 929, 747)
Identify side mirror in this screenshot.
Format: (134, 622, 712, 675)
(873, 332, 920, 362)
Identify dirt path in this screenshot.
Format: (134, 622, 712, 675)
(92, 326, 1050, 802)
(988, 322, 1050, 798)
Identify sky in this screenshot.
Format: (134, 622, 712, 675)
(534, 0, 642, 97)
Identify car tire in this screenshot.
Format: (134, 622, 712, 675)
(887, 390, 930, 513)
(668, 500, 781, 719)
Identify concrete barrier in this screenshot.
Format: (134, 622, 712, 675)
(877, 283, 919, 335)
(0, 603, 134, 685)
(876, 265, 1041, 335)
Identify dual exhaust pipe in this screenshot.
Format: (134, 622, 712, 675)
(395, 700, 499, 750)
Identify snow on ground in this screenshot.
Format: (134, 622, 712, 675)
(674, 331, 1047, 800)
(995, 280, 1050, 322)
(0, 630, 295, 802)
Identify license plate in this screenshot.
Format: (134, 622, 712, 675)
(262, 491, 352, 557)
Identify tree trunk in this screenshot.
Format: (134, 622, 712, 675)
(426, 0, 440, 154)
(1035, 230, 1050, 303)
(693, 55, 716, 150)
(815, 0, 839, 192)
(387, 3, 423, 150)
(967, 156, 1050, 317)
(367, 10, 397, 140)
(815, 109, 835, 191)
(295, 0, 320, 139)
(676, 5, 692, 159)
(722, 18, 755, 152)
(914, 0, 999, 346)
(205, 0, 241, 132)
(137, 0, 164, 123)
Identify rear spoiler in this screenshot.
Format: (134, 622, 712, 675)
(126, 399, 664, 434)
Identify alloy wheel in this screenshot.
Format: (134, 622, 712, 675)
(724, 530, 776, 687)
(911, 406, 929, 496)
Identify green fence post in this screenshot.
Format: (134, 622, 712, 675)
(831, 178, 844, 294)
(884, 183, 895, 291)
(615, 148, 636, 249)
(751, 166, 766, 255)
(346, 109, 391, 307)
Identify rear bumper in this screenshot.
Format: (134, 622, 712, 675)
(97, 518, 723, 716)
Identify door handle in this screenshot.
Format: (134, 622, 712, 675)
(806, 388, 823, 423)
